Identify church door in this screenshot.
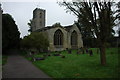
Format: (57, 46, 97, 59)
(54, 29, 63, 48)
(71, 31, 78, 49)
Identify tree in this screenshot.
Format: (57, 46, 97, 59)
(75, 21, 95, 47)
(52, 22, 62, 27)
(20, 36, 32, 49)
(27, 19, 32, 32)
(2, 14, 20, 54)
(58, 1, 119, 65)
(21, 32, 49, 52)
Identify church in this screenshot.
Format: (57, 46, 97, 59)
(31, 8, 83, 51)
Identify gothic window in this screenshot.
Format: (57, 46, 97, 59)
(71, 30, 78, 48)
(54, 29, 63, 48)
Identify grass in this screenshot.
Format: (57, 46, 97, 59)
(22, 48, 119, 78)
(2, 55, 8, 65)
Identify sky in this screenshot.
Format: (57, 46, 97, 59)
(1, 2, 77, 38)
(1, 0, 119, 38)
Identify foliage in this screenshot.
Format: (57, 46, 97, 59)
(2, 55, 8, 65)
(27, 19, 32, 32)
(2, 14, 20, 54)
(58, 1, 119, 65)
(24, 48, 118, 78)
(21, 32, 49, 52)
(52, 22, 62, 27)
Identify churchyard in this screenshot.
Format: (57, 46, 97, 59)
(21, 48, 119, 78)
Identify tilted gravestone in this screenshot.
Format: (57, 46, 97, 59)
(61, 55, 65, 58)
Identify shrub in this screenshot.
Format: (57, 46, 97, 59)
(21, 32, 49, 52)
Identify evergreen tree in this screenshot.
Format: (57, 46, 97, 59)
(2, 14, 20, 54)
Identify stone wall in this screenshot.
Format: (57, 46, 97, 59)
(32, 8, 45, 31)
(68, 24, 83, 48)
(44, 25, 83, 51)
(46, 27, 67, 51)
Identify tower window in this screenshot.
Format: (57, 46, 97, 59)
(40, 13, 42, 18)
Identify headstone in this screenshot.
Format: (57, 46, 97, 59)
(53, 53, 61, 56)
(48, 54, 51, 56)
(82, 48, 85, 54)
(86, 48, 89, 54)
(29, 51, 32, 55)
(89, 50, 93, 56)
(61, 55, 65, 58)
(68, 49, 72, 54)
(31, 51, 35, 55)
(32, 58, 36, 61)
(32, 57, 45, 61)
(76, 49, 81, 54)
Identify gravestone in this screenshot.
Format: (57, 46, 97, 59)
(81, 48, 85, 54)
(86, 48, 89, 54)
(67, 49, 72, 54)
(31, 51, 35, 55)
(89, 50, 93, 56)
(32, 57, 45, 61)
(48, 54, 51, 56)
(53, 53, 61, 56)
(61, 55, 65, 58)
(76, 49, 81, 54)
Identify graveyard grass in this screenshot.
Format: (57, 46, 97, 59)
(2, 55, 8, 65)
(23, 48, 119, 78)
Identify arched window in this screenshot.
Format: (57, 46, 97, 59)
(54, 29, 63, 48)
(71, 30, 78, 48)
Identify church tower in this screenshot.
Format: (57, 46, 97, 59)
(31, 8, 45, 31)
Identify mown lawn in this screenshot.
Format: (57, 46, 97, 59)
(23, 48, 119, 78)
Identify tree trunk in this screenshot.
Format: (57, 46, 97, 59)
(99, 43, 106, 65)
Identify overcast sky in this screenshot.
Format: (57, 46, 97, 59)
(1, 1, 119, 38)
(1, 2, 77, 38)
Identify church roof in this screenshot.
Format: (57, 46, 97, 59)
(35, 24, 75, 32)
(35, 26, 52, 32)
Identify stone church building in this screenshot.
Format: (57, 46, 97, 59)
(31, 8, 83, 51)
